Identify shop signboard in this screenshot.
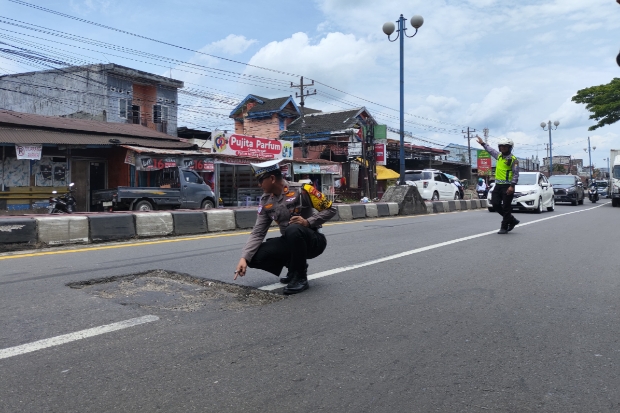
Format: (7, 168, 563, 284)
(137, 156, 178, 171)
(212, 133, 293, 159)
(477, 150, 492, 171)
(374, 124, 387, 141)
(348, 142, 362, 156)
(182, 158, 215, 172)
(375, 143, 386, 165)
(124, 150, 136, 165)
(319, 164, 342, 175)
(15, 144, 42, 160)
(292, 163, 321, 174)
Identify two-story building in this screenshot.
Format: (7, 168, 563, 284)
(0, 63, 183, 136)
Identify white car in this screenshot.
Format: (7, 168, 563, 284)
(404, 169, 460, 201)
(487, 172, 555, 213)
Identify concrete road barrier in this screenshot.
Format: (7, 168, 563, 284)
(235, 208, 259, 229)
(89, 214, 135, 242)
(0, 218, 37, 244)
(334, 205, 352, 221)
(171, 211, 207, 235)
(206, 210, 235, 232)
(447, 200, 458, 212)
(36, 215, 89, 245)
(459, 200, 469, 210)
(480, 199, 488, 208)
(432, 201, 449, 213)
(134, 212, 173, 237)
(471, 199, 481, 209)
(386, 202, 399, 216)
(364, 204, 378, 218)
(350, 204, 366, 219)
(376, 203, 390, 217)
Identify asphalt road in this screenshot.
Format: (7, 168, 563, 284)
(1, 201, 619, 412)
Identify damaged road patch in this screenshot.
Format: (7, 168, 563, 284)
(67, 270, 284, 312)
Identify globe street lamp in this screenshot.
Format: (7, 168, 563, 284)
(584, 136, 596, 182)
(540, 120, 560, 176)
(383, 14, 424, 185)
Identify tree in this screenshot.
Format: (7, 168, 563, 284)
(572, 78, 620, 131)
(553, 164, 566, 173)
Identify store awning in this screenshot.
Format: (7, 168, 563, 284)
(376, 165, 400, 180)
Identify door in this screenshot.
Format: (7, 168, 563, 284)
(90, 162, 107, 211)
(71, 160, 89, 212)
(540, 174, 552, 206)
(180, 170, 204, 209)
(438, 173, 451, 198)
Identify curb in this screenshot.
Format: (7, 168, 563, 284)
(0, 200, 485, 250)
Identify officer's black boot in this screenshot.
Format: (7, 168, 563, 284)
(283, 271, 309, 295)
(507, 217, 520, 232)
(280, 263, 308, 284)
(497, 225, 508, 234)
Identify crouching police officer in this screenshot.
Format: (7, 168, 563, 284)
(476, 136, 520, 234)
(234, 159, 337, 294)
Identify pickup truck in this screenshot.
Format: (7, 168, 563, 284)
(92, 167, 216, 211)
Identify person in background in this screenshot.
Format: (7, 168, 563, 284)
(476, 136, 520, 234)
(476, 177, 488, 197)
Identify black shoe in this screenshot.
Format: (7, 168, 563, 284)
(507, 218, 520, 232)
(283, 274, 309, 295)
(498, 228, 508, 234)
(280, 264, 308, 284)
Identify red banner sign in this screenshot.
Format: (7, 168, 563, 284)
(375, 143, 386, 165)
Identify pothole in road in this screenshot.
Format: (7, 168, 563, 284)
(66, 270, 284, 312)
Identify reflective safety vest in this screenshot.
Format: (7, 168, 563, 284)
(495, 154, 516, 184)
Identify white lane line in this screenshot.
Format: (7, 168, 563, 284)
(0, 315, 159, 360)
(260, 202, 608, 291)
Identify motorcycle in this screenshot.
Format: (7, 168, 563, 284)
(477, 190, 488, 199)
(588, 186, 599, 203)
(48, 183, 77, 214)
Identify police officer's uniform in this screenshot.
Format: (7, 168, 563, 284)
(240, 160, 337, 294)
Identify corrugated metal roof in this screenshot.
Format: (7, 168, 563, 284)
(121, 145, 209, 155)
(0, 110, 180, 140)
(0, 128, 193, 149)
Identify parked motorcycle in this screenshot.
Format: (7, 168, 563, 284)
(48, 183, 77, 214)
(588, 186, 599, 203)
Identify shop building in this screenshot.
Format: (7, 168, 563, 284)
(0, 110, 195, 213)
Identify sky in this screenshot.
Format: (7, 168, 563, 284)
(1, 0, 619, 168)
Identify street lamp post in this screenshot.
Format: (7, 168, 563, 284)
(383, 14, 424, 185)
(584, 136, 596, 182)
(540, 120, 559, 176)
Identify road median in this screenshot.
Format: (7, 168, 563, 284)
(0, 199, 486, 252)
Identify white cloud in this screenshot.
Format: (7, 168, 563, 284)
(200, 34, 258, 56)
(245, 32, 377, 93)
(548, 98, 590, 130)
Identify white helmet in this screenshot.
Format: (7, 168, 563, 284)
(498, 137, 514, 147)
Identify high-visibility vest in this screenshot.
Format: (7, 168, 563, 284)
(495, 154, 516, 184)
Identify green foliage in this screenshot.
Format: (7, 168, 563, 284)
(572, 78, 620, 131)
(553, 164, 566, 173)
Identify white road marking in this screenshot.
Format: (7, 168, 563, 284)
(0, 315, 159, 360)
(260, 202, 608, 291)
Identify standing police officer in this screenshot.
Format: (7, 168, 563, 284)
(234, 159, 336, 294)
(476, 136, 520, 234)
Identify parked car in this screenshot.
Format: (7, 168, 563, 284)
(92, 167, 216, 211)
(404, 169, 460, 201)
(548, 175, 584, 205)
(486, 172, 555, 213)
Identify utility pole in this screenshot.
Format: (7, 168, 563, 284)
(290, 76, 316, 158)
(483, 127, 489, 144)
(462, 126, 476, 180)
